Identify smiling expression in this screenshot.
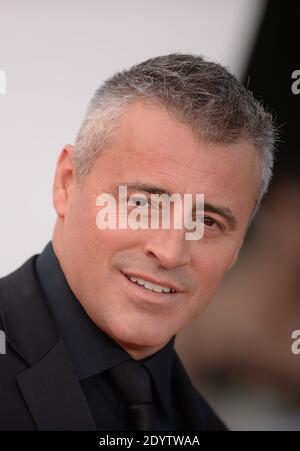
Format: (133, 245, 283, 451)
(52, 100, 261, 359)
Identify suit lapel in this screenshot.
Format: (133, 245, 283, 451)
(0, 256, 96, 430)
(173, 354, 203, 430)
(17, 340, 95, 431)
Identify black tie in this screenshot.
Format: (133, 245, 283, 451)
(107, 359, 155, 430)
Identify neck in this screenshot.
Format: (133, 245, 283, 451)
(115, 338, 171, 361)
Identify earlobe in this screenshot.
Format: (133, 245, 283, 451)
(53, 145, 75, 218)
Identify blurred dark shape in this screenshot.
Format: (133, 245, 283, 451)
(243, 0, 300, 181)
(176, 0, 300, 429)
(177, 177, 300, 397)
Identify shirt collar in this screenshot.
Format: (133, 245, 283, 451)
(35, 241, 174, 414)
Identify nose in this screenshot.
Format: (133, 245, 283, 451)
(143, 228, 191, 270)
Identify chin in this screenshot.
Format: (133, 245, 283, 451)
(107, 316, 173, 354)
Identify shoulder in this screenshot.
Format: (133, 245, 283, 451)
(0, 254, 41, 359)
(0, 253, 58, 361)
(0, 255, 38, 336)
(0, 255, 58, 430)
(0, 257, 41, 429)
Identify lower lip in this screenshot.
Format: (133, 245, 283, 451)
(120, 271, 179, 305)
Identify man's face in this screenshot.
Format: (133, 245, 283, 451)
(53, 101, 261, 358)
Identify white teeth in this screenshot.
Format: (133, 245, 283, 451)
(136, 278, 145, 286)
(128, 276, 174, 293)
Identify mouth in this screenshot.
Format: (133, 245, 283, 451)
(120, 271, 181, 303)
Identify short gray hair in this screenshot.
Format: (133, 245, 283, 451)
(73, 53, 277, 217)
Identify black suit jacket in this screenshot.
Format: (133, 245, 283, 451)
(0, 255, 227, 431)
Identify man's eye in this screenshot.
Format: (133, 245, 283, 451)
(127, 197, 148, 207)
(196, 216, 222, 230)
(204, 217, 217, 227)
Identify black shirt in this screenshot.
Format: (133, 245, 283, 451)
(35, 242, 176, 430)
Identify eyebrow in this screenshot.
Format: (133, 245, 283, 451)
(117, 182, 238, 230)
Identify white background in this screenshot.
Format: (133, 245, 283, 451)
(0, 0, 266, 276)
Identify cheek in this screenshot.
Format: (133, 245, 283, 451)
(80, 229, 142, 279)
(92, 228, 140, 252)
(192, 241, 239, 293)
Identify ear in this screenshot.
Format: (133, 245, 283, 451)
(53, 144, 75, 218)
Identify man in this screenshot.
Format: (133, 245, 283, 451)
(0, 54, 276, 431)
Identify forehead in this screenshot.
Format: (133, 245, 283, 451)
(90, 102, 261, 224)
(90, 101, 261, 220)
